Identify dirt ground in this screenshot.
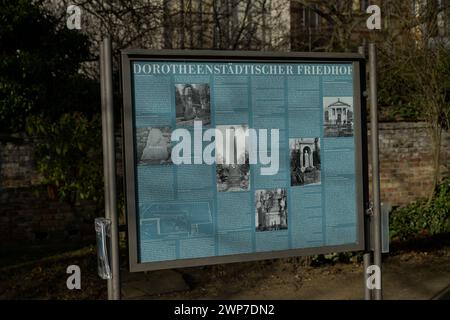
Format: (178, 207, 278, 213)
(1, 234, 449, 300)
(140, 249, 450, 300)
(124, 234, 450, 300)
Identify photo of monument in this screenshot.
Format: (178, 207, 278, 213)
(136, 126, 172, 165)
(175, 83, 211, 126)
(290, 138, 321, 186)
(323, 97, 354, 137)
(255, 189, 288, 232)
(216, 125, 250, 192)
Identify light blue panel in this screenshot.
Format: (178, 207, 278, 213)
(290, 186, 324, 248)
(140, 240, 177, 262)
(322, 82, 353, 97)
(131, 60, 359, 263)
(174, 75, 211, 83)
(253, 164, 289, 189)
(322, 138, 355, 175)
(253, 133, 289, 189)
(218, 229, 253, 255)
(136, 165, 175, 203)
(287, 75, 322, 137)
(216, 192, 252, 231)
(255, 230, 289, 252)
(323, 175, 357, 246)
(326, 225, 357, 246)
(139, 201, 213, 240)
(133, 62, 173, 127)
(179, 237, 215, 259)
(288, 109, 321, 137)
(214, 75, 249, 124)
(176, 165, 214, 201)
(322, 64, 353, 97)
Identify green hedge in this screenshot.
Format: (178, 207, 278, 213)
(390, 176, 450, 241)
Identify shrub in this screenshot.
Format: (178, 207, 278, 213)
(390, 176, 450, 241)
(26, 113, 103, 207)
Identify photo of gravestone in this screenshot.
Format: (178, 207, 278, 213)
(323, 97, 354, 137)
(136, 126, 172, 165)
(175, 83, 211, 126)
(216, 125, 250, 192)
(255, 189, 288, 232)
(290, 138, 321, 186)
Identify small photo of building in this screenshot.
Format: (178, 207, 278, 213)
(255, 189, 288, 232)
(323, 97, 353, 137)
(290, 138, 321, 187)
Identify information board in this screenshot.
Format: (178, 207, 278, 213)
(122, 50, 367, 272)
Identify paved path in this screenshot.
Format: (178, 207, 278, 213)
(433, 285, 450, 300)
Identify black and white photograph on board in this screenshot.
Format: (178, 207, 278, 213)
(136, 126, 172, 165)
(290, 138, 321, 186)
(175, 83, 211, 126)
(216, 125, 250, 192)
(323, 97, 353, 137)
(255, 189, 288, 232)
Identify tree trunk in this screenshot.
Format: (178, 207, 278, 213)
(180, 0, 186, 49)
(197, 0, 203, 48)
(163, 0, 172, 49)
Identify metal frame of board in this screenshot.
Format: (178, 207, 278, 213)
(121, 50, 369, 272)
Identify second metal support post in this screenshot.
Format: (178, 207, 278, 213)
(369, 43, 383, 300)
(359, 45, 373, 301)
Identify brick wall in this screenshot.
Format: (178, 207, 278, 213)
(0, 134, 97, 244)
(0, 186, 96, 243)
(0, 134, 42, 189)
(371, 122, 450, 207)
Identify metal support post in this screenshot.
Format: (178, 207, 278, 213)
(100, 36, 120, 300)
